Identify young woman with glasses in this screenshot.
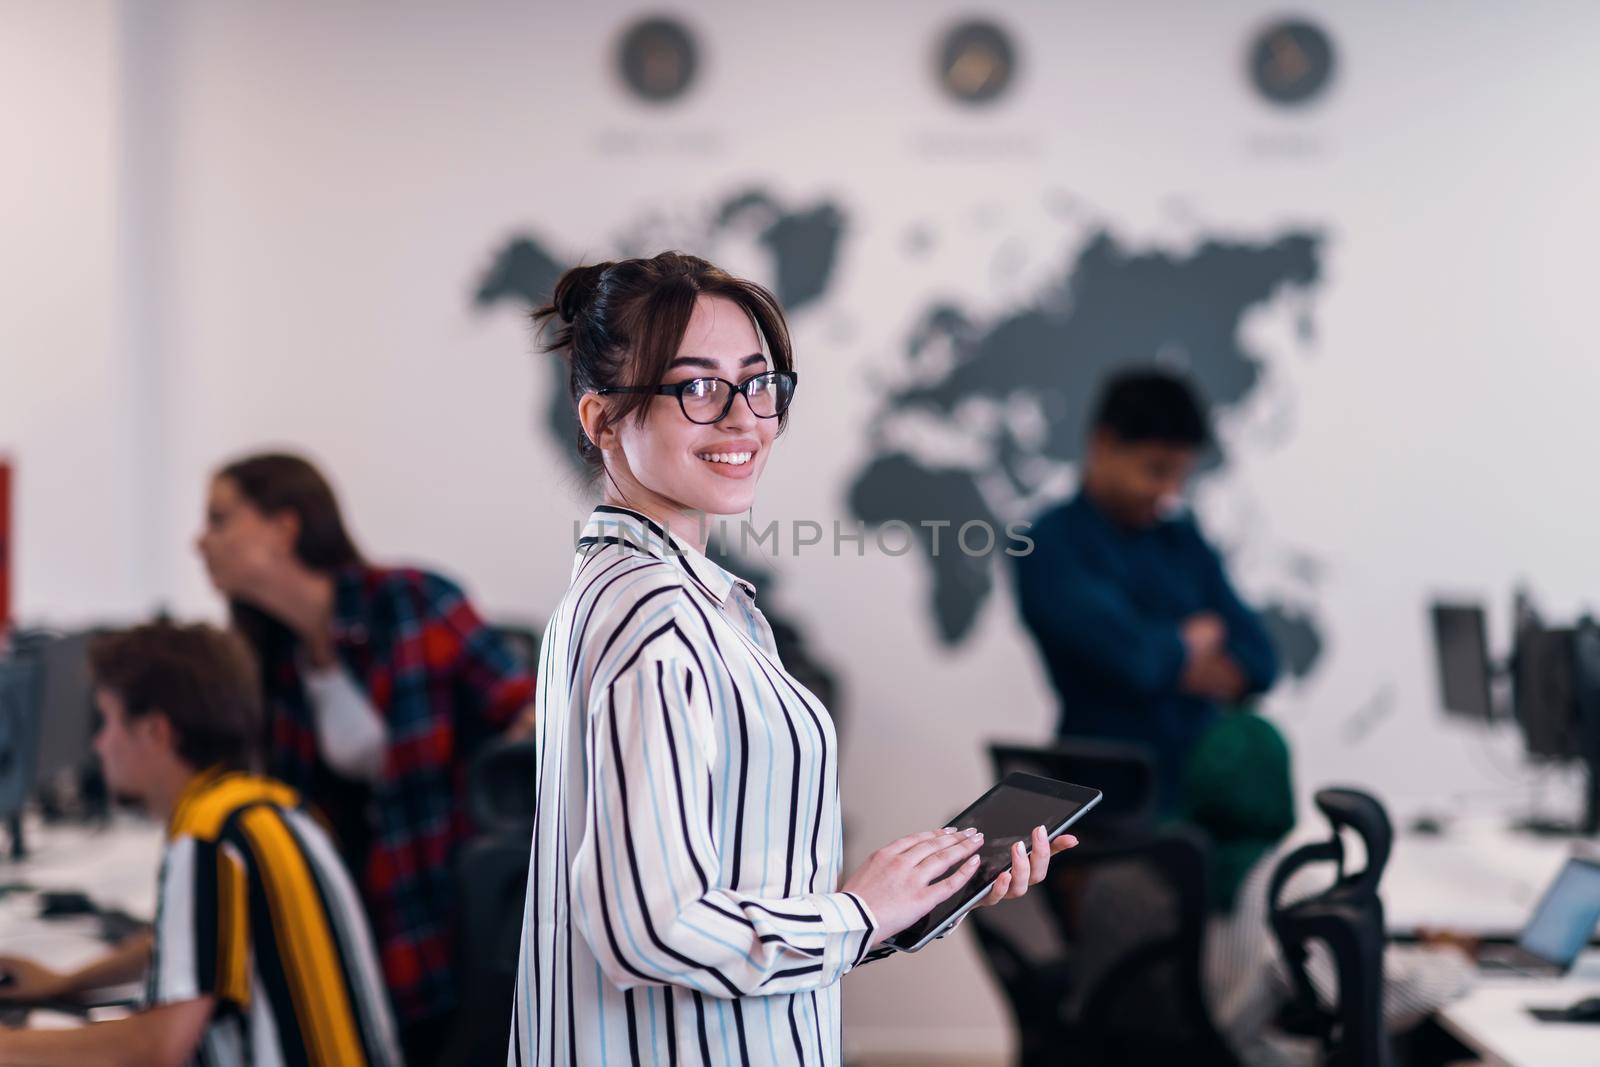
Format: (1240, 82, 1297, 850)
(509, 252, 1076, 1065)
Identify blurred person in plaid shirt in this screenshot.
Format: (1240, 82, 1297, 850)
(195, 451, 536, 1066)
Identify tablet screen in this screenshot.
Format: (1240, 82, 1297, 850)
(884, 773, 1100, 951)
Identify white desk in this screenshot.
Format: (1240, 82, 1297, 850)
(0, 813, 162, 917)
(1439, 953, 1600, 1067)
(1363, 817, 1597, 936)
(0, 814, 162, 1014)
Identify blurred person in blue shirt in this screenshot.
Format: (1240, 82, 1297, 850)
(1012, 369, 1279, 811)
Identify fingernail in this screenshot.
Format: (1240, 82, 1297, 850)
(1035, 825, 1046, 836)
(941, 826, 956, 833)
(963, 827, 978, 837)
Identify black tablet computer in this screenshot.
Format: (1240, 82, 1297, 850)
(883, 772, 1102, 953)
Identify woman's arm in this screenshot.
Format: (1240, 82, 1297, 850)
(572, 648, 876, 999)
(300, 662, 387, 782)
(420, 573, 537, 733)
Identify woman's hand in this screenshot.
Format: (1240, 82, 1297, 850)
(504, 704, 539, 741)
(973, 824, 1078, 908)
(0, 957, 70, 1001)
(842, 828, 986, 942)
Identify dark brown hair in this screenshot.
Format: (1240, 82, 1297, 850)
(534, 251, 796, 479)
(89, 621, 263, 772)
(213, 452, 365, 668)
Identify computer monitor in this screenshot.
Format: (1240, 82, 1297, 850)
(1431, 603, 1494, 720)
(1514, 625, 1579, 760)
(31, 630, 99, 792)
(0, 632, 46, 854)
(0, 631, 101, 828)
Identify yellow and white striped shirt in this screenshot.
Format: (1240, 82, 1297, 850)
(151, 768, 401, 1067)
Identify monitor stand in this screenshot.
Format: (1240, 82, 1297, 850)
(5, 811, 23, 859)
(1507, 758, 1600, 838)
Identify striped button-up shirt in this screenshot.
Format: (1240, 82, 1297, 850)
(510, 505, 878, 1066)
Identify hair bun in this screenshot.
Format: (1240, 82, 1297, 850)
(552, 262, 612, 324)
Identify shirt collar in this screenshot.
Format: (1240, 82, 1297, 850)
(577, 504, 756, 606)
(329, 563, 373, 644)
(166, 765, 299, 840)
(166, 764, 233, 839)
(1073, 488, 1165, 539)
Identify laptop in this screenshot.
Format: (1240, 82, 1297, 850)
(1478, 855, 1600, 977)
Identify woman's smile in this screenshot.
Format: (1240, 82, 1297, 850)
(694, 437, 760, 477)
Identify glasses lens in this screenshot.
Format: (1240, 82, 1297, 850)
(745, 372, 794, 418)
(680, 378, 730, 424)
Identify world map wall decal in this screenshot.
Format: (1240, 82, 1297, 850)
(471, 188, 1328, 682)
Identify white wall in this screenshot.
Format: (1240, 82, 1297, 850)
(8, 0, 1600, 1056)
(0, 0, 152, 624)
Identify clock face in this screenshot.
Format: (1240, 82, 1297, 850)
(1248, 18, 1336, 106)
(936, 20, 1017, 105)
(617, 16, 699, 103)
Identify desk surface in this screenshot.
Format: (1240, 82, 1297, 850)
(1369, 817, 1599, 935)
(0, 815, 161, 991)
(1, 813, 162, 917)
(1440, 953, 1600, 1067)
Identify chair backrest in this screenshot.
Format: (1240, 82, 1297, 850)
(441, 737, 538, 1065)
(971, 828, 1239, 1067)
(1268, 787, 1394, 1067)
(493, 622, 543, 674)
(989, 738, 1158, 839)
(967, 887, 1074, 1067)
(443, 831, 532, 1067)
(468, 738, 537, 832)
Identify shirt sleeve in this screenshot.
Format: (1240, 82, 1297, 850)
(1203, 852, 1290, 1050)
(1012, 530, 1188, 699)
(302, 662, 388, 783)
(150, 836, 251, 1010)
(421, 573, 536, 731)
(571, 651, 877, 999)
(1192, 530, 1281, 696)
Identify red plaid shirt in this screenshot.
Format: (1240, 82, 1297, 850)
(260, 564, 534, 1025)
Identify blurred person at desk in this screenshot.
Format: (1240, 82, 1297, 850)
(1012, 369, 1279, 811)
(195, 452, 535, 1064)
(1185, 713, 1477, 1066)
(0, 621, 399, 1067)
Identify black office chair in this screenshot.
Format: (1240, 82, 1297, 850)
(468, 737, 537, 829)
(1268, 787, 1395, 1067)
(967, 884, 1075, 1067)
(988, 739, 1159, 840)
(970, 829, 1239, 1067)
(442, 739, 536, 1067)
(493, 621, 543, 674)
(443, 835, 532, 1066)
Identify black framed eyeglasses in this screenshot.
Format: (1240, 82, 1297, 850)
(598, 370, 798, 425)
